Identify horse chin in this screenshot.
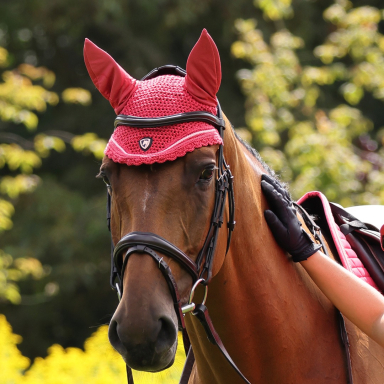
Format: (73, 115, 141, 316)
(108, 317, 178, 372)
(138, 343, 177, 373)
(120, 337, 177, 372)
(122, 342, 177, 372)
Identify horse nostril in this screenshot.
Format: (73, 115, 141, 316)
(156, 316, 177, 354)
(108, 319, 128, 356)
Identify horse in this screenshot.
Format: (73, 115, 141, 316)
(84, 30, 384, 383)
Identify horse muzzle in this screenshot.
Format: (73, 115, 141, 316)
(108, 309, 177, 371)
(108, 233, 196, 370)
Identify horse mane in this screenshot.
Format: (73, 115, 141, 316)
(232, 125, 290, 193)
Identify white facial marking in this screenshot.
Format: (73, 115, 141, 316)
(142, 174, 150, 213)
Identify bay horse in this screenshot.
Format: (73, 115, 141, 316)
(84, 30, 384, 383)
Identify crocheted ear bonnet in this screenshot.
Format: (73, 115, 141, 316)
(83, 30, 223, 166)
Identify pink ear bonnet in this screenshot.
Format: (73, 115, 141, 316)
(83, 29, 223, 165)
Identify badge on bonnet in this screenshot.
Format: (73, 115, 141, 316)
(139, 137, 152, 151)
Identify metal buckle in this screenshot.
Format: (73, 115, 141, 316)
(181, 278, 208, 315)
(116, 283, 122, 302)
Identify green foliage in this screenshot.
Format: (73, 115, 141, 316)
(0, 43, 106, 304)
(61, 88, 92, 106)
(0, 62, 58, 130)
(0, 0, 257, 358)
(255, 0, 293, 21)
(71, 133, 107, 160)
(34, 135, 66, 158)
(0, 251, 45, 304)
(0, 179, 116, 358)
(232, 0, 384, 206)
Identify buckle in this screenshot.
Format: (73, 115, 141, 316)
(181, 278, 208, 315)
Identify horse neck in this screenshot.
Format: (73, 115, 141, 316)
(218, 119, 291, 298)
(185, 121, 341, 383)
(218, 120, 331, 322)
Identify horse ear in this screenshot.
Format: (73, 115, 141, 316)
(83, 38, 137, 114)
(185, 29, 221, 107)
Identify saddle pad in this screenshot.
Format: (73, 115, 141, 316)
(298, 191, 379, 291)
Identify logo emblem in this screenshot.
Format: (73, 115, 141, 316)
(139, 137, 152, 151)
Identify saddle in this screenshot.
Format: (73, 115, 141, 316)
(298, 191, 384, 293)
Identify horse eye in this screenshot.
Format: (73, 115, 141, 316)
(99, 173, 112, 194)
(199, 168, 214, 181)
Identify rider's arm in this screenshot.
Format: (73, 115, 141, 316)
(261, 173, 384, 348)
(301, 250, 384, 347)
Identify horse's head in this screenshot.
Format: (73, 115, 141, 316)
(84, 30, 231, 372)
(101, 146, 218, 371)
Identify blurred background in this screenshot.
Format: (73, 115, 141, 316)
(1, 0, 384, 382)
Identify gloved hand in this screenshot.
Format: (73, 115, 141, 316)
(261, 174, 322, 262)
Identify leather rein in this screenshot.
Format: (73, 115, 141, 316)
(105, 66, 251, 383)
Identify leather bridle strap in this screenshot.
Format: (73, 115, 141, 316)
(116, 241, 192, 384)
(126, 365, 134, 384)
(195, 157, 235, 284)
(113, 234, 250, 384)
(190, 304, 251, 384)
(115, 240, 191, 330)
(114, 232, 199, 283)
(114, 111, 225, 129)
(106, 64, 243, 384)
(179, 302, 253, 384)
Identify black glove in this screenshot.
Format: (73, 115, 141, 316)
(261, 174, 322, 262)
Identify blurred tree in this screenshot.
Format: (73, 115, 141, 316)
(0, 43, 107, 306)
(232, 0, 384, 205)
(0, 0, 255, 359)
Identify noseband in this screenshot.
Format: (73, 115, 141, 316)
(105, 66, 250, 384)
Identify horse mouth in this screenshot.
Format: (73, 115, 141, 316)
(108, 318, 178, 372)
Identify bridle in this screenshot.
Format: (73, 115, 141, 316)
(104, 65, 250, 384)
(108, 65, 235, 312)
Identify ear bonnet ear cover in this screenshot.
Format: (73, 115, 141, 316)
(83, 29, 223, 166)
(84, 38, 137, 114)
(185, 29, 221, 107)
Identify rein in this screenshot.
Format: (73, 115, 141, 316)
(104, 66, 250, 383)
